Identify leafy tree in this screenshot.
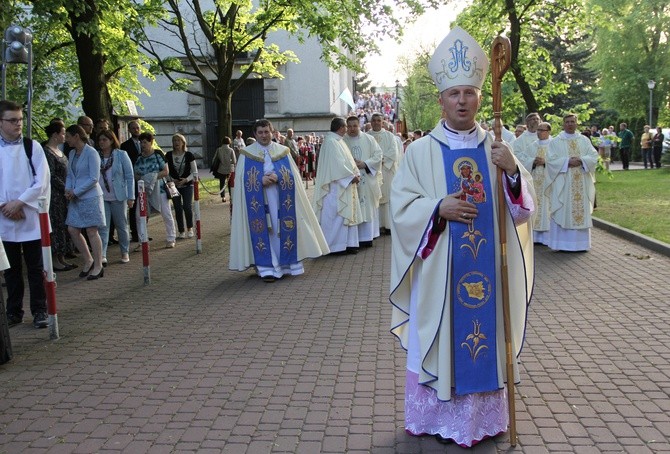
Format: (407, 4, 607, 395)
(454, 0, 590, 124)
(355, 72, 373, 94)
(397, 49, 441, 132)
(588, 0, 670, 126)
(135, 0, 440, 141)
(2, 0, 156, 136)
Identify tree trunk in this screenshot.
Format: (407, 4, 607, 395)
(506, 0, 539, 114)
(68, 3, 114, 124)
(216, 87, 233, 144)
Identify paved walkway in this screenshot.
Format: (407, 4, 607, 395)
(2, 184, 670, 453)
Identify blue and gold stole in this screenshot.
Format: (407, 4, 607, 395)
(440, 141, 499, 395)
(243, 151, 298, 267)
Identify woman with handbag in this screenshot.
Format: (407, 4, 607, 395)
(97, 130, 135, 264)
(64, 124, 106, 280)
(211, 136, 236, 203)
(134, 132, 177, 248)
(166, 134, 198, 238)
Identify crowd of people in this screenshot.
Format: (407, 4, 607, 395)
(0, 102, 203, 330)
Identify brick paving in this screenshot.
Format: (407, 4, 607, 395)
(2, 183, 670, 453)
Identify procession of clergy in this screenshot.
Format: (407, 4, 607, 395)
(227, 106, 595, 283)
(227, 25, 598, 446)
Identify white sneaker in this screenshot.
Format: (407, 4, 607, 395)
(120, 254, 130, 263)
(187, 228, 194, 238)
(178, 232, 186, 239)
(166, 241, 176, 249)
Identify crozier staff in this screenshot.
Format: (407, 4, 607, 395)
(388, 26, 536, 447)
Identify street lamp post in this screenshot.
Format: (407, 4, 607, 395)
(648, 80, 656, 127)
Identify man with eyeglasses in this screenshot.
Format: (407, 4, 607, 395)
(0, 100, 51, 329)
(77, 116, 96, 146)
(516, 122, 553, 245)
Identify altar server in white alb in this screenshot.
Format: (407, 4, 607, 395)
(229, 119, 329, 282)
(389, 27, 536, 447)
(343, 115, 383, 247)
(545, 114, 598, 252)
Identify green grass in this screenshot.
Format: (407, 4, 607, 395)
(198, 177, 221, 199)
(595, 168, 670, 243)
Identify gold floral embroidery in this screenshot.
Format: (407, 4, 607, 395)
(249, 196, 261, 214)
(283, 236, 295, 253)
(279, 165, 293, 191)
(461, 319, 489, 362)
(255, 236, 267, 253)
(282, 194, 294, 211)
(460, 222, 486, 260)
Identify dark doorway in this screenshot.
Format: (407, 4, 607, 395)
(204, 79, 264, 163)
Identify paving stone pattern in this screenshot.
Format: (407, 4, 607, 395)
(1, 189, 670, 453)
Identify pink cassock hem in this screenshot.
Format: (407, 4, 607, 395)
(404, 370, 508, 448)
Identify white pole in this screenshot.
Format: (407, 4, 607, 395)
(38, 197, 59, 340)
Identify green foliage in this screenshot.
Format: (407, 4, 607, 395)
(454, 0, 590, 125)
(397, 49, 441, 131)
(355, 72, 373, 94)
(589, 0, 670, 123)
(2, 0, 158, 136)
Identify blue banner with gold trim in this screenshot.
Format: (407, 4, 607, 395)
(440, 142, 499, 395)
(243, 156, 298, 268)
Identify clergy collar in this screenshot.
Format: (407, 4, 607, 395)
(559, 131, 578, 139)
(443, 122, 477, 136)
